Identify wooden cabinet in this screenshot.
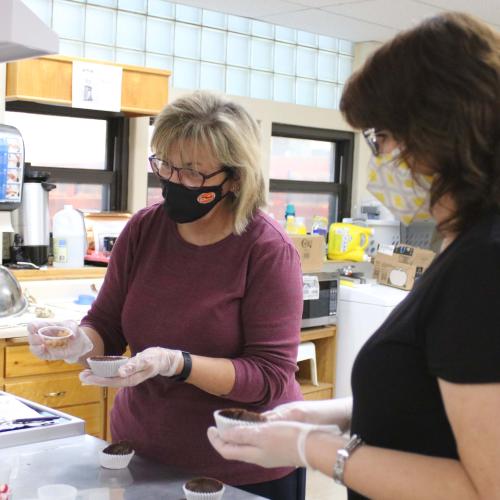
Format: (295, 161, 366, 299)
(298, 326, 336, 400)
(0, 339, 106, 439)
(6, 55, 171, 116)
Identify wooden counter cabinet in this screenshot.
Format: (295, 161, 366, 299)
(298, 326, 336, 400)
(0, 338, 105, 439)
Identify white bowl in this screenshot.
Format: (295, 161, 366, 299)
(99, 449, 135, 469)
(213, 408, 266, 431)
(37, 483, 77, 500)
(183, 478, 225, 500)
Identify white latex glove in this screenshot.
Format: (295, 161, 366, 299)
(263, 397, 353, 431)
(207, 421, 343, 469)
(79, 347, 183, 388)
(27, 320, 93, 364)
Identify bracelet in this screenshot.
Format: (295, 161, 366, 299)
(169, 351, 192, 382)
(333, 434, 363, 486)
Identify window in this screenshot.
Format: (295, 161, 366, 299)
(146, 118, 162, 206)
(268, 124, 354, 231)
(5, 102, 129, 220)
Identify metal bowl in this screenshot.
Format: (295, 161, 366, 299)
(0, 265, 27, 317)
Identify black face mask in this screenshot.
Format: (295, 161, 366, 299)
(161, 178, 230, 224)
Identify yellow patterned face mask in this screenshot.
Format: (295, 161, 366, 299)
(367, 148, 434, 225)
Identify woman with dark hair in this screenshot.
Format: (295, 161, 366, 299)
(208, 12, 500, 499)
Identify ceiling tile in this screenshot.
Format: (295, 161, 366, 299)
(174, 0, 304, 18)
(414, 0, 500, 26)
(323, 0, 442, 30)
(283, 0, 374, 7)
(164, 0, 498, 43)
(263, 8, 397, 41)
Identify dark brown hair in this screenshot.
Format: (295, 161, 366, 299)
(340, 12, 500, 234)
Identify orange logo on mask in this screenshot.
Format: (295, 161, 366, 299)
(197, 192, 216, 204)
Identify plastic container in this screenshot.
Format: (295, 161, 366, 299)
(52, 205, 86, 268)
(285, 215, 297, 234)
(327, 223, 373, 262)
(38, 325, 73, 348)
(294, 217, 307, 235)
(284, 203, 296, 220)
(311, 216, 328, 238)
(37, 484, 77, 500)
(352, 219, 401, 257)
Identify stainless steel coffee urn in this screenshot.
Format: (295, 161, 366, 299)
(12, 170, 55, 266)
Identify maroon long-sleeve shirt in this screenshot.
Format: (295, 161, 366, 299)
(81, 205, 304, 485)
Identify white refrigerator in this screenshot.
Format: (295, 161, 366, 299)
(335, 283, 409, 397)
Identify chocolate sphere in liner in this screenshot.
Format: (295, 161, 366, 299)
(183, 477, 226, 500)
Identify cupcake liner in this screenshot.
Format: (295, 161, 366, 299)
(213, 410, 264, 431)
(88, 357, 129, 378)
(182, 484, 225, 500)
(99, 450, 135, 469)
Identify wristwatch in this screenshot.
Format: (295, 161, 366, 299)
(333, 434, 363, 486)
(169, 351, 192, 382)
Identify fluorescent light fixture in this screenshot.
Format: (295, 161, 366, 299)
(0, 0, 59, 63)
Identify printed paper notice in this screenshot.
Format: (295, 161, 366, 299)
(303, 275, 320, 300)
(72, 61, 123, 112)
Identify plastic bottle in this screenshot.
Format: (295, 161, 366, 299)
(312, 215, 329, 254)
(311, 216, 328, 238)
(285, 215, 297, 234)
(327, 222, 373, 262)
(52, 205, 86, 268)
(295, 217, 307, 235)
(284, 204, 296, 221)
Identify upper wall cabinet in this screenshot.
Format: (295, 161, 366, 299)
(5, 56, 170, 116)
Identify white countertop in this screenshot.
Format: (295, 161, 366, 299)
(0, 278, 104, 340)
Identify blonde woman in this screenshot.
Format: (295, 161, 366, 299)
(28, 91, 305, 499)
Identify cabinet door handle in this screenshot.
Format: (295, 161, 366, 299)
(44, 391, 66, 397)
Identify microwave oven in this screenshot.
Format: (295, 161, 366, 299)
(301, 272, 338, 328)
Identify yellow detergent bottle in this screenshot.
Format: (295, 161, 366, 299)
(328, 223, 373, 262)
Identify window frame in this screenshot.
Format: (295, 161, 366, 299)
(147, 116, 160, 192)
(6, 101, 130, 212)
(269, 123, 354, 222)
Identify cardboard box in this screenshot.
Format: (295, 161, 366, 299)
(373, 244, 436, 290)
(289, 235, 325, 273)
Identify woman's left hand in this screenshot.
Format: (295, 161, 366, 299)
(79, 347, 183, 387)
(207, 421, 325, 468)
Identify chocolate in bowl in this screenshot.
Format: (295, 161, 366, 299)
(38, 326, 73, 348)
(87, 355, 129, 378)
(102, 440, 134, 455)
(184, 477, 224, 494)
(99, 440, 135, 469)
(218, 408, 266, 423)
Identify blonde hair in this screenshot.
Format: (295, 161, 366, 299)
(151, 91, 266, 235)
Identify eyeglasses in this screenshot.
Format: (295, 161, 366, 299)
(149, 155, 230, 189)
(363, 128, 384, 156)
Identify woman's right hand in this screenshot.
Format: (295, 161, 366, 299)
(27, 320, 93, 364)
(263, 397, 353, 431)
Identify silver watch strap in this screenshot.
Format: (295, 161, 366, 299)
(333, 434, 363, 486)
